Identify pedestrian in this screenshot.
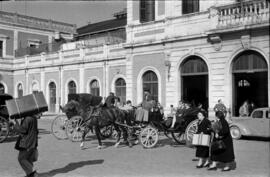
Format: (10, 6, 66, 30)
(14, 113, 41, 177)
(239, 100, 249, 117)
(208, 111, 235, 171)
(195, 111, 211, 168)
(213, 99, 227, 117)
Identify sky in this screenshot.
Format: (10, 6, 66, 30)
(0, 1, 126, 28)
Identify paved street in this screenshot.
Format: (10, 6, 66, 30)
(0, 117, 269, 177)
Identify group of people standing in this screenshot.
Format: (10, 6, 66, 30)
(195, 109, 235, 172)
(239, 100, 256, 117)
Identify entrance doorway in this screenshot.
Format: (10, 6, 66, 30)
(232, 51, 268, 116)
(181, 56, 208, 110)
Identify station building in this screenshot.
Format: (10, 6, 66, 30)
(0, 0, 269, 117)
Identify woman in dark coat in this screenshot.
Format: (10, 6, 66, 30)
(208, 111, 235, 171)
(195, 111, 212, 168)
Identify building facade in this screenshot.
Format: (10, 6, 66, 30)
(1, 0, 269, 117)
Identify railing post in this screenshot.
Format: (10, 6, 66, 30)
(209, 6, 219, 29)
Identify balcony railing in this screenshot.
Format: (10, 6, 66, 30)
(217, 0, 269, 29)
(15, 42, 63, 57)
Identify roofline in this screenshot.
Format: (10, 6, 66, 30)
(75, 26, 126, 38)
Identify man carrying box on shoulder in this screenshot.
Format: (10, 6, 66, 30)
(14, 113, 41, 177)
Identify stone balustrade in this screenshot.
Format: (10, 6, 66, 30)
(217, 0, 269, 28)
(12, 43, 126, 70)
(0, 10, 76, 34)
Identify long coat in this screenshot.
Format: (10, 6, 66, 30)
(195, 118, 211, 158)
(211, 118, 235, 163)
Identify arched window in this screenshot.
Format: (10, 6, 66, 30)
(0, 83, 5, 94)
(90, 80, 100, 96)
(17, 83, 23, 98)
(49, 82, 56, 112)
(143, 71, 158, 101)
(32, 82, 39, 94)
(232, 51, 267, 73)
(115, 78, 126, 104)
(181, 56, 208, 75)
(68, 81, 76, 94)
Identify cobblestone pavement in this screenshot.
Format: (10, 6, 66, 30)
(0, 117, 269, 177)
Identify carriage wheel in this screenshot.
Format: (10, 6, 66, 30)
(139, 126, 159, 148)
(51, 114, 68, 140)
(171, 132, 185, 144)
(65, 116, 85, 142)
(100, 125, 113, 139)
(185, 119, 199, 146)
(0, 116, 9, 143)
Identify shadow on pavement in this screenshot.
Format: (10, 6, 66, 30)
(39, 128, 51, 135)
(38, 159, 104, 177)
(241, 136, 270, 142)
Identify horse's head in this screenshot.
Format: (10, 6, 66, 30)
(62, 100, 82, 119)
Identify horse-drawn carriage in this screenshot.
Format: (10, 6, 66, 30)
(0, 94, 16, 143)
(51, 93, 200, 149)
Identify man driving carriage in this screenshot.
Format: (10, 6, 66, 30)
(168, 101, 202, 131)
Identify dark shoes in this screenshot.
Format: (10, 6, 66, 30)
(196, 164, 204, 168)
(27, 171, 38, 177)
(207, 166, 217, 171)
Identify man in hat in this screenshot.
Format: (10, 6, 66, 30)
(14, 113, 41, 177)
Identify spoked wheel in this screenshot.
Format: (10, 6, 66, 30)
(185, 119, 199, 146)
(139, 126, 159, 148)
(100, 125, 113, 139)
(0, 116, 9, 143)
(171, 131, 185, 144)
(51, 114, 68, 140)
(65, 116, 85, 142)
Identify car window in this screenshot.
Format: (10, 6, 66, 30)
(266, 111, 269, 119)
(252, 111, 263, 119)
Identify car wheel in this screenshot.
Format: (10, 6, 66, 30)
(230, 126, 242, 140)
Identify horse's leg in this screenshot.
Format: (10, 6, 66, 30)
(95, 126, 103, 149)
(114, 124, 122, 148)
(80, 125, 89, 149)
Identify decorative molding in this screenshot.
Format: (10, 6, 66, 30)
(241, 35, 251, 50)
(208, 35, 222, 51)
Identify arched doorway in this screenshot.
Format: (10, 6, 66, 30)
(181, 56, 208, 109)
(17, 83, 23, 98)
(142, 71, 158, 101)
(0, 83, 5, 94)
(90, 80, 100, 96)
(232, 50, 268, 116)
(68, 81, 76, 94)
(115, 78, 126, 104)
(49, 82, 56, 112)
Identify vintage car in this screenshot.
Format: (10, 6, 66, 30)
(229, 107, 270, 139)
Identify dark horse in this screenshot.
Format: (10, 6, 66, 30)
(61, 100, 131, 149)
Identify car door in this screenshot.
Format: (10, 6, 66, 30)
(249, 110, 265, 136)
(261, 109, 270, 137)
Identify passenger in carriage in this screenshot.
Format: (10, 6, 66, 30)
(104, 92, 116, 108)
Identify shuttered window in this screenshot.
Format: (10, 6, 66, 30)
(17, 84, 23, 98)
(233, 51, 267, 73)
(143, 71, 158, 101)
(182, 0, 199, 14)
(181, 56, 208, 76)
(90, 80, 100, 96)
(68, 81, 76, 94)
(140, 0, 155, 23)
(115, 78, 126, 104)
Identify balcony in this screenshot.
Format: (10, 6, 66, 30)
(15, 42, 63, 57)
(215, 0, 269, 30)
